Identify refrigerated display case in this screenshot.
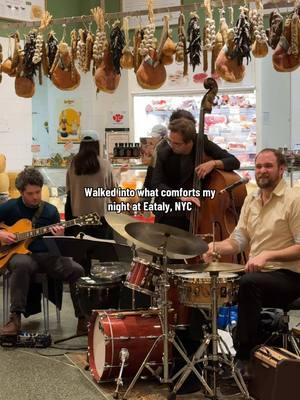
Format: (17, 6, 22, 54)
(133, 92, 256, 168)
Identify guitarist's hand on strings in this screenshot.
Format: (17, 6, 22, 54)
(50, 225, 65, 236)
(0, 229, 16, 244)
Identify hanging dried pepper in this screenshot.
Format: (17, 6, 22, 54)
(23, 30, 39, 79)
(110, 24, 125, 74)
(47, 31, 58, 72)
(232, 8, 252, 65)
(187, 14, 202, 71)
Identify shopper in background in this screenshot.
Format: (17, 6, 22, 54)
(0, 167, 85, 336)
(203, 148, 300, 376)
(66, 136, 117, 240)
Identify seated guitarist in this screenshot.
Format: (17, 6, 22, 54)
(0, 167, 86, 336)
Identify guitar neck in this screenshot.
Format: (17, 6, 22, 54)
(15, 218, 80, 242)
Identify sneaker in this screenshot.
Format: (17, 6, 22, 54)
(0, 313, 21, 336)
(76, 317, 89, 336)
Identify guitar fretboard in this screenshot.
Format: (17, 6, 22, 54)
(15, 218, 80, 242)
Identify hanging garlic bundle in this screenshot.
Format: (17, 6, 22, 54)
(203, 0, 216, 51)
(33, 31, 43, 64)
(91, 7, 107, 68)
(33, 11, 52, 67)
(85, 29, 94, 72)
(203, 0, 216, 72)
(70, 29, 78, 60)
(120, 17, 134, 69)
(138, 0, 156, 58)
(138, 23, 156, 57)
(76, 29, 87, 72)
(250, 0, 268, 58)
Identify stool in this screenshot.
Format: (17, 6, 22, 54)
(2, 271, 60, 333)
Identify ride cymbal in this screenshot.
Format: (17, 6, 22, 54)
(125, 222, 208, 259)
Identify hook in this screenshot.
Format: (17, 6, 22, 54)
(62, 23, 66, 41)
(81, 15, 88, 30)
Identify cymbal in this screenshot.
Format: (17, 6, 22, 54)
(105, 213, 161, 254)
(166, 262, 244, 273)
(125, 222, 208, 259)
(104, 212, 139, 244)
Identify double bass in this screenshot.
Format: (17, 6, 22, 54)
(190, 78, 247, 253)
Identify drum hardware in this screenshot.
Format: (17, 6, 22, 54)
(167, 223, 250, 400)
(113, 348, 129, 399)
(122, 232, 213, 400)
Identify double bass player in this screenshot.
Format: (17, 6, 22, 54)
(151, 110, 240, 231)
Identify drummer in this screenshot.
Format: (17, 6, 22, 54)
(150, 110, 240, 231)
(203, 148, 300, 375)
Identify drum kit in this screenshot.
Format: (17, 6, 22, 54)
(86, 213, 251, 400)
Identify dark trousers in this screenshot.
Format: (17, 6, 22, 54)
(236, 269, 300, 360)
(8, 253, 85, 318)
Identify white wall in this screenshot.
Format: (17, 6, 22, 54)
(255, 53, 292, 151)
(291, 71, 300, 149)
(0, 38, 32, 171)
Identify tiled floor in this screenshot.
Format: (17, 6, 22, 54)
(0, 283, 299, 400)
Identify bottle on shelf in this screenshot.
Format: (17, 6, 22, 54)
(125, 143, 132, 158)
(118, 143, 125, 157)
(133, 143, 141, 158)
(113, 143, 119, 158)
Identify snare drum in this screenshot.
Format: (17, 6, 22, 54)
(124, 257, 162, 296)
(178, 272, 239, 308)
(88, 309, 172, 382)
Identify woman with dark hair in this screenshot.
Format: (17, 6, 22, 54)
(66, 136, 116, 240)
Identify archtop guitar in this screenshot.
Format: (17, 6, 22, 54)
(0, 212, 100, 270)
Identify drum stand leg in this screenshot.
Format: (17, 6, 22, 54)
(168, 273, 251, 400)
(122, 329, 213, 400)
(123, 244, 213, 400)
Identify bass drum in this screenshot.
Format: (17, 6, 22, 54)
(88, 309, 173, 382)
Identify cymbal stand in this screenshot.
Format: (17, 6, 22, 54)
(168, 271, 251, 400)
(122, 239, 213, 400)
(129, 244, 138, 310)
